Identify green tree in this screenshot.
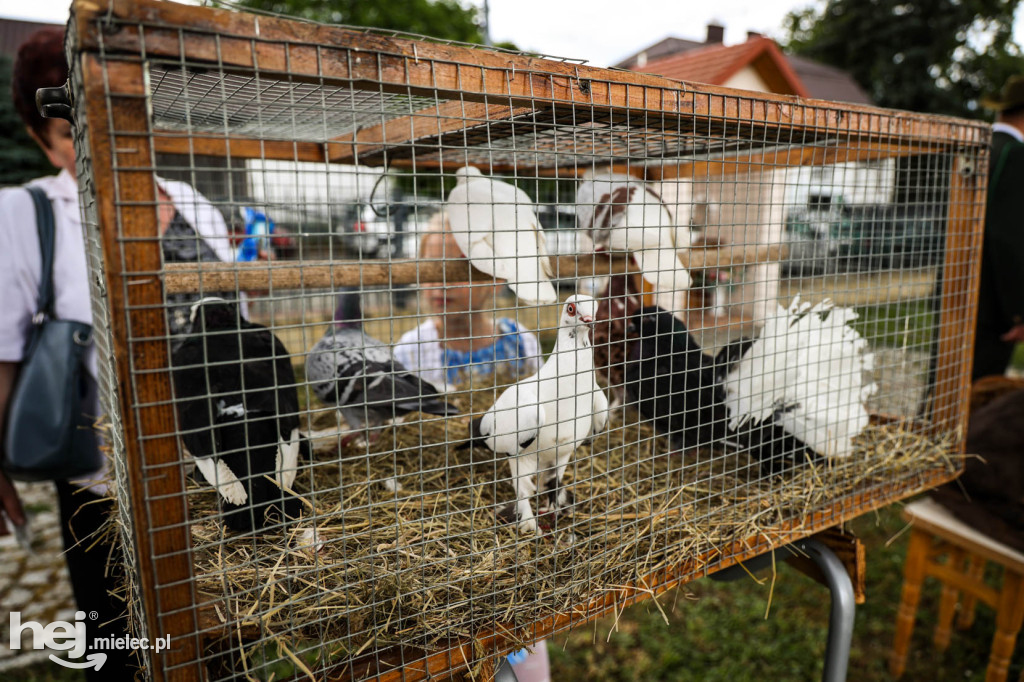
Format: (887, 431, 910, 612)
(782, 0, 1024, 118)
(235, 0, 485, 43)
(0, 54, 54, 187)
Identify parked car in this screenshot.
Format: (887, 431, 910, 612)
(849, 204, 945, 269)
(339, 200, 442, 259)
(339, 203, 390, 257)
(782, 195, 856, 276)
(782, 197, 945, 276)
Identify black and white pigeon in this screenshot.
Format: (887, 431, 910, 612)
(171, 297, 305, 533)
(305, 290, 458, 443)
(466, 295, 607, 534)
(623, 306, 734, 452)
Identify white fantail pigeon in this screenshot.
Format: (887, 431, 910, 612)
(445, 166, 557, 306)
(171, 298, 306, 533)
(305, 290, 458, 444)
(576, 169, 693, 295)
(466, 295, 607, 534)
(722, 296, 877, 474)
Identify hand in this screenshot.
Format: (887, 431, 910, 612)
(1000, 324, 1024, 343)
(0, 469, 25, 536)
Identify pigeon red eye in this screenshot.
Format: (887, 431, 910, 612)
(567, 303, 576, 316)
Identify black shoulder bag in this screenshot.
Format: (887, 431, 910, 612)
(2, 186, 102, 481)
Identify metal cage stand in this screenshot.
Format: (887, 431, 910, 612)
(711, 537, 856, 682)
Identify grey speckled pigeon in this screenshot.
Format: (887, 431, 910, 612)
(306, 290, 458, 441)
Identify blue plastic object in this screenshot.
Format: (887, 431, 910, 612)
(236, 207, 274, 262)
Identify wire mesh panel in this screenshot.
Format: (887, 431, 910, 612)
(63, 0, 988, 679)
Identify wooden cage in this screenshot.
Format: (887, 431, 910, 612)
(61, 0, 988, 679)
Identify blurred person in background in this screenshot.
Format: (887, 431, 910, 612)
(972, 74, 1024, 380)
(394, 211, 541, 391)
(0, 27, 233, 680)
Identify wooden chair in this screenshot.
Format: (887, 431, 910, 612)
(890, 497, 1024, 682)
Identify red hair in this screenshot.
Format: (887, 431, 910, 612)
(11, 28, 68, 146)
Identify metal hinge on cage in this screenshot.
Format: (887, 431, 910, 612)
(36, 81, 74, 122)
(955, 153, 977, 179)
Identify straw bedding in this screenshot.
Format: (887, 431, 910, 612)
(181, 375, 960, 674)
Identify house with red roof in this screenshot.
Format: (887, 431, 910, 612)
(610, 26, 890, 324)
(617, 24, 871, 105)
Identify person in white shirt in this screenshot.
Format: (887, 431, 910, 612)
(0, 28, 233, 680)
(393, 212, 541, 391)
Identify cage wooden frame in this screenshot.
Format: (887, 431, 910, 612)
(63, 0, 989, 679)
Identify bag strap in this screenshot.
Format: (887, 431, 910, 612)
(25, 186, 56, 322)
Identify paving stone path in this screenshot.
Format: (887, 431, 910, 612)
(0, 481, 77, 672)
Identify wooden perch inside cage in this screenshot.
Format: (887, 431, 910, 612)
(162, 244, 786, 294)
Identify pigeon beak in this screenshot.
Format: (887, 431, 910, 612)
(579, 315, 594, 325)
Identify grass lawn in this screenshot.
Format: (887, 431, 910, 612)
(8, 500, 1020, 681)
(547, 500, 1017, 681)
(851, 299, 937, 349)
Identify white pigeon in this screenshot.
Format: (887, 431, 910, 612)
(576, 169, 693, 295)
(586, 382, 610, 445)
(445, 166, 557, 305)
(723, 295, 877, 460)
(467, 295, 606, 534)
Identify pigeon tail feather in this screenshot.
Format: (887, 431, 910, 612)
(394, 397, 460, 416)
(724, 296, 877, 459)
